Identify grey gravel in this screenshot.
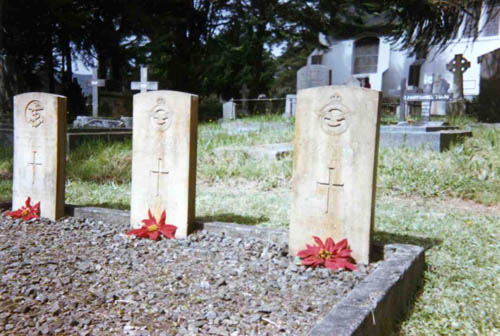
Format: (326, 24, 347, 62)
(0, 212, 377, 335)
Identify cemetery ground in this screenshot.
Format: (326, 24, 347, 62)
(0, 115, 499, 334)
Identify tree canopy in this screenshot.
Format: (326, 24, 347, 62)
(0, 0, 498, 114)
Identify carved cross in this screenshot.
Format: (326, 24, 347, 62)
(28, 151, 42, 186)
(90, 68, 105, 117)
(446, 54, 470, 100)
(131, 67, 158, 93)
(151, 158, 169, 196)
(317, 167, 344, 214)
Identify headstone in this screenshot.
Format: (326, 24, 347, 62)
(73, 116, 126, 128)
(346, 76, 361, 87)
(297, 65, 332, 91)
(223, 100, 236, 120)
(131, 66, 158, 93)
(12, 93, 67, 220)
(239, 84, 250, 116)
(90, 68, 105, 117)
(283, 94, 297, 118)
(130, 91, 198, 238)
(289, 86, 381, 264)
(431, 74, 450, 116)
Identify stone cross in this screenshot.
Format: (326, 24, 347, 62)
(90, 68, 105, 117)
(130, 91, 198, 238)
(131, 67, 158, 93)
(289, 86, 381, 264)
(12, 93, 67, 220)
(446, 54, 470, 100)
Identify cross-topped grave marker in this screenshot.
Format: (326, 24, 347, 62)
(131, 91, 198, 238)
(131, 66, 158, 93)
(289, 86, 381, 264)
(447, 54, 470, 101)
(12, 93, 67, 220)
(90, 68, 105, 117)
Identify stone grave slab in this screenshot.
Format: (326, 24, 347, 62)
(215, 143, 293, 160)
(130, 90, 198, 238)
(289, 86, 381, 264)
(12, 92, 67, 220)
(297, 64, 332, 91)
(223, 101, 236, 120)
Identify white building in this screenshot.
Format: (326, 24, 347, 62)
(307, 6, 500, 99)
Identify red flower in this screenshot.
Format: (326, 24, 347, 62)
(127, 210, 177, 240)
(6, 197, 40, 221)
(298, 236, 357, 271)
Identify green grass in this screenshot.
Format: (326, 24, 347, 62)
(1, 115, 499, 334)
(378, 126, 500, 204)
(375, 199, 500, 335)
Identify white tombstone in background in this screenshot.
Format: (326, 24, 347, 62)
(283, 94, 297, 118)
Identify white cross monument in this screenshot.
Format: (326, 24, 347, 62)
(131, 67, 158, 93)
(90, 68, 105, 117)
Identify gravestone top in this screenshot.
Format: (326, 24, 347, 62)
(296, 64, 332, 91)
(89, 68, 105, 118)
(131, 67, 158, 93)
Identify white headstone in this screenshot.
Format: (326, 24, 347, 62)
(223, 100, 236, 120)
(130, 91, 198, 238)
(297, 65, 333, 91)
(289, 86, 381, 263)
(283, 94, 297, 118)
(12, 93, 67, 220)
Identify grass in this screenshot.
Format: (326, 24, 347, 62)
(375, 199, 500, 335)
(0, 114, 499, 333)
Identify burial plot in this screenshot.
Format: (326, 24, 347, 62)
(289, 86, 381, 264)
(12, 93, 67, 220)
(130, 91, 198, 238)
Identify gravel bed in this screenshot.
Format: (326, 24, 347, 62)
(0, 213, 377, 335)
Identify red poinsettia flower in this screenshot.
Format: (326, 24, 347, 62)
(6, 197, 40, 221)
(127, 210, 177, 240)
(298, 236, 357, 271)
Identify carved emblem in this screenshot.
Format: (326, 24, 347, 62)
(151, 98, 172, 131)
(25, 100, 44, 128)
(316, 94, 350, 135)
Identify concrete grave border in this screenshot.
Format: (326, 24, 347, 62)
(65, 205, 424, 336)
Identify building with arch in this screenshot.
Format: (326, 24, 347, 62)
(306, 6, 500, 100)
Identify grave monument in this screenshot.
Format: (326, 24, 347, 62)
(223, 100, 236, 120)
(130, 91, 198, 238)
(296, 64, 333, 91)
(289, 86, 381, 264)
(447, 53, 471, 116)
(12, 93, 67, 220)
(90, 68, 105, 117)
(131, 66, 158, 93)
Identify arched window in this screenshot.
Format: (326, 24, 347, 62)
(353, 37, 379, 74)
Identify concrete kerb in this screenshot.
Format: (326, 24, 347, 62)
(65, 205, 424, 335)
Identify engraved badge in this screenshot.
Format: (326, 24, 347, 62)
(25, 100, 44, 128)
(316, 94, 350, 135)
(150, 98, 172, 131)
